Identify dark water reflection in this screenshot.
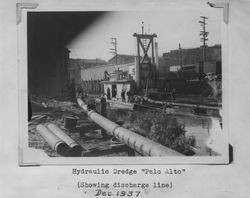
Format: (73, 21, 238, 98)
(167, 107, 222, 156)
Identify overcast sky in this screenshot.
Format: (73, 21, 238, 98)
(67, 4, 221, 61)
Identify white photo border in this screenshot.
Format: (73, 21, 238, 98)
(17, 0, 230, 166)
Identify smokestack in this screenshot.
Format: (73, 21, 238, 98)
(155, 42, 159, 80)
(135, 56, 140, 89)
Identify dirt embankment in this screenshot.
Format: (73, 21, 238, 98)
(29, 96, 195, 156)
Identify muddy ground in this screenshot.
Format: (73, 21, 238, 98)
(28, 97, 133, 157)
(28, 96, 195, 157)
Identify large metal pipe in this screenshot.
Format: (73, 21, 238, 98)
(77, 98, 183, 156)
(106, 99, 134, 110)
(47, 123, 82, 157)
(36, 124, 70, 156)
(146, 98, 220, 110)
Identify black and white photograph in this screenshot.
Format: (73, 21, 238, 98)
(18, 2, 229, 164)
(2, 0, 250, 198)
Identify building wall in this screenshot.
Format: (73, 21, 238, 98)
(203, 62, 217, 74)
(28, 46, 70, 98)
(81, 62, 135, 95)
(82, 80, 103, 95)
(162, 45, 222, 78)
(158, 57, 168, 79)
(81, 62, 135, 81)
(69, 59, 82, 88)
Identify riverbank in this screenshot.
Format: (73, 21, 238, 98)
(29, 96, 198, 156)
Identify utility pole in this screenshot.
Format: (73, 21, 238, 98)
(141, 21, 144, 34)
(110, 37, 118, 65)
(178, 43, 182, 75)
(142, 21, 148, 48)
(199, 16, 209, 63)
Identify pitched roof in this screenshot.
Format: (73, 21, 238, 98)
(108, 54, 136, 65)
(69, 58, 108, 69)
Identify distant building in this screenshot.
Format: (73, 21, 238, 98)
(101, 70, 135, 101)
(69, 58, 107, 94)
(81, 54, 137, 96)
(70, 58, 107, 69)
(108, 54, 136, 65)
(81, 62, 136, 82)
(81, 54, 136, 82)
(162, 44, 221, 80)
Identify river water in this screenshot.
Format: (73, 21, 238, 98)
(167, 106, 222, 156)
(108, 103, 223, 156)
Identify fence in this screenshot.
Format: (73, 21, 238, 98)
(82, 80, 104, 95)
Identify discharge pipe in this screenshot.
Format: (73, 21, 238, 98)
(77, 98, 183, 156)
(48, 123, 82, 157)
(36, 124, 70, 156)
(106, 99, 134, 110)
(145, 97, 220, 110)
